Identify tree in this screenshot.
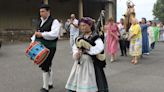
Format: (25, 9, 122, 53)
(153, 0, 164, 23)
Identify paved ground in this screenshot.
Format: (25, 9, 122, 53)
(0, 40, 164, 92)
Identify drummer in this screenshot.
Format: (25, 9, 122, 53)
(31, 4, 60, 92)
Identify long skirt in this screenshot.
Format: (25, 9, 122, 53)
(65, 54, 98, 92)
(106, 35, 118, 55)
(142, 34, 149, 53)
(94, 63, 109, 92)
(129, 38, 142, 57)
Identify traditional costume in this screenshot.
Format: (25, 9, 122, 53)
(65, 17, 108, 92)
(31, 5, 60, 92)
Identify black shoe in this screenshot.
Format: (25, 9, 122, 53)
(40, 88, 49, 92)
(49, 85, 54, 89)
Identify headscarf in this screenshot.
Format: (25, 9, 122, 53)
(79, 17, 93, 26)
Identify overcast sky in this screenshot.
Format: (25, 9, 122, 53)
(117, 0, 157, 21)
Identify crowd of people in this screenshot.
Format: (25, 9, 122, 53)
(29, 4, 164, 92)
(104, 17, 164, 65)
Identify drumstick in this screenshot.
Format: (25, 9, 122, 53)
(31, 35, 36, 43)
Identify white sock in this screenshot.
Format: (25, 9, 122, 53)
(43, 72, 49, 90)
(48, 70, 53, 86)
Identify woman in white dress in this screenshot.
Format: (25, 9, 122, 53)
(65, 17, 107, 92)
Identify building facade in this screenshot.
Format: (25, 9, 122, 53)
(0, 0, 116, 42)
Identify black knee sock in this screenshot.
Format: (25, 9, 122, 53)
(67, 90, 76, 92)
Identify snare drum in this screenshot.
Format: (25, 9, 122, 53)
(25, 42, 50, 65)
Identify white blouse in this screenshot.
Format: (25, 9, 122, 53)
(31, 18, 60, 42)
(73, 38, 104, 60)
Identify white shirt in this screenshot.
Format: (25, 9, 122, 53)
(40, 17, 48, 27)
(31, 17, 60, 42)
(72, 38, 104, 60)
(118, 23, 124, 31)
(70, 19, 79, 35)
(87, 38, 104, 55)
(118, 23, 126, 36)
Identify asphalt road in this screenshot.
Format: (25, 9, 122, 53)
(0, 40, 164, 92)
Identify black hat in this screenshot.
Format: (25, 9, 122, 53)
(40, 4, 50, 11)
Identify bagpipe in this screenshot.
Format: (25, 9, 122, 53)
(75, 10, 106, 67)
(94, 10, 106, 39)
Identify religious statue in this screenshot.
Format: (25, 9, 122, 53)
(123, 0, 136, 32)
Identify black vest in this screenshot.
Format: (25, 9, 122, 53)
(35, 16, 58, 48)
(78, 32, 106, 68)
(38, 16, 54, 32)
